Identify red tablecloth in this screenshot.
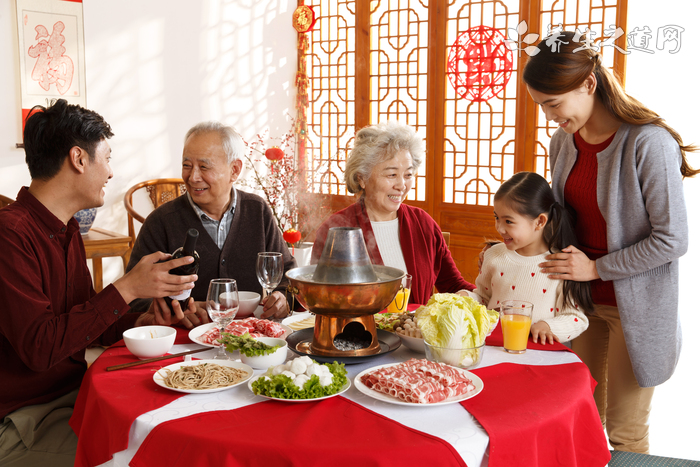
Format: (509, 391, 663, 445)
(71, 326, 609, 467)
(130, 397, 467, 467)
(70, 328, 192, 467)
(463, 362, 610, 467)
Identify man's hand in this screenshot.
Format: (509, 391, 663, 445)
(539, 245, 600, 282)
(136, 297, 208, 329)
(178, 300, 210, 329)
(114, 251, 198, 304)
(136, 297, 183, 327)
(259, 291, 289, 320)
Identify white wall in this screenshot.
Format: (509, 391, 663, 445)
(0, 0, 698, 460)
(626, 1, 700, 460)
(0, 0, 297, 276)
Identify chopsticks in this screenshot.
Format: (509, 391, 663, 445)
(106, 347, 210, 372)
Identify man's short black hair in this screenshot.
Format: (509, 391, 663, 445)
(23, 99, 114, 180)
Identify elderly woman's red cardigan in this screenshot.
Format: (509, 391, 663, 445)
(311, 200, 475, 305)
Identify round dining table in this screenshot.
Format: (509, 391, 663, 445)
(70, 321, 611, 467)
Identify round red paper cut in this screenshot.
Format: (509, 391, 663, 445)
(447, 26, 513, 103)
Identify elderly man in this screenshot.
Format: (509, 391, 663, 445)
(0, 99, 198, 467)
(126, 121, 295, 322)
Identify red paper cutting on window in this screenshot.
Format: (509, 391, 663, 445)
(447, 26, 513, 103)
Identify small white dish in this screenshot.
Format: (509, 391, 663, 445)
(123, 325, 176, 359)
(248, 375, 351, 402)
(282, 312, 315, 331)
(237, 291, 261, 318)
(239, 337, 288, 369)
(397, 332, 425, 353)
(153, 359, 253, 394)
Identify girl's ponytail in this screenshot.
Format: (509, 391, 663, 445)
(545, 202, 594, 313)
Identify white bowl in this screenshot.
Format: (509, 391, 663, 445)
(237, 291, 262, 318)
(239, 337, 287, 369)
(123, 326, 176, 359)
(397, 332, 425, 353)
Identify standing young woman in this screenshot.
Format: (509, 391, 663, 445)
(523, 31, 697, 453)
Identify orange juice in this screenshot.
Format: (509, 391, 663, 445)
(501, 314, 532, 353)
(387, 288, 411, 314)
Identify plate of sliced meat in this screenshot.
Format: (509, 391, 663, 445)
(189, 318, 292, 348)
(354, 358, 484, 406)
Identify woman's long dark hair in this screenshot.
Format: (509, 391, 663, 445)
(495, 172, 593, 312)
(522, 30, 698, 178)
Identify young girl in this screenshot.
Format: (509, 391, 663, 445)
(466, 171, 593, 345)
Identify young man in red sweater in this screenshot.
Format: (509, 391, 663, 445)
(0, 99, 198, 467)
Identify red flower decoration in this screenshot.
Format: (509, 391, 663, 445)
(265, 146, 285, 161)
(283, 228, 302, 244)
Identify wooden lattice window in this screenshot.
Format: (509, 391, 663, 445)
(304, 0, 628, 281)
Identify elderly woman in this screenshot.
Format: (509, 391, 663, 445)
(311, 122, 475, 304)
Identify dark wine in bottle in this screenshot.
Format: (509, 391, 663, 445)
(166, 228, 200, 312)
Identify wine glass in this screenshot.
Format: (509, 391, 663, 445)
(206, 278, 239, 360)
(256, 252, 284, 304)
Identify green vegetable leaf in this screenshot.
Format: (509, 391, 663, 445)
(220, 333, 280, 357)
(251, 361, 348, 399)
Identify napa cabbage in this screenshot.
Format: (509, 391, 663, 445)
(415, 293, 499, 367)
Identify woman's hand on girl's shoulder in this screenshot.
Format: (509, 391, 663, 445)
(539, 245, 600, 282)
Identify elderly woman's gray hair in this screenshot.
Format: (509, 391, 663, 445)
(185, 121, 245, 164)
(344, 121, 424, 194)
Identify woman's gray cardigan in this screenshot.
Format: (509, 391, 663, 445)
(549, 123, 688, 387)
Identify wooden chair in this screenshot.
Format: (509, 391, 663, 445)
(0, 194, 14, 209)
(442, 231, 450, 248)
(431, 231, 452, 294)
(123, 178, 187, 253)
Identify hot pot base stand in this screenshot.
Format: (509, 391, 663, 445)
(287, 328, 401, 364)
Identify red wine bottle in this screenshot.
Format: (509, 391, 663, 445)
(166, 228, 200, 312)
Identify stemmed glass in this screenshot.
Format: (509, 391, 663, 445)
(206, 278, 239, 360)
(256, 252, 284, 304)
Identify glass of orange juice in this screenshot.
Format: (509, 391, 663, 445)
(387, 274, 412, 314)
(500, 300, 533, 354)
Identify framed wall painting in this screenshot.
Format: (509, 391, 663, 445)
(15, 0, 86, 128)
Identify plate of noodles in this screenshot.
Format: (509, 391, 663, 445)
(153, 359, 254, 394)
